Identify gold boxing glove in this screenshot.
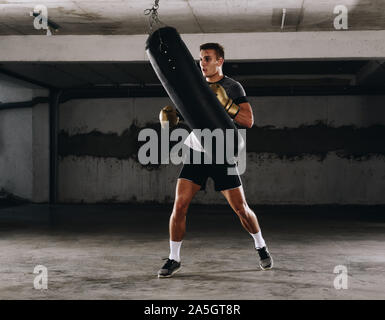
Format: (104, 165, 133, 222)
(209, 83, 240, 119)
(159, 105, 180, 129)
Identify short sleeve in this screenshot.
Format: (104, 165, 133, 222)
(231, 81, 246, 99)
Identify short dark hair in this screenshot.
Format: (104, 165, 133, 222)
(200, 43, 225, 60)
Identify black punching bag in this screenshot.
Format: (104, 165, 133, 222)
(145, 26, 243, 158)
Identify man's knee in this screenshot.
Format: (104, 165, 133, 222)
(234, 204, 249, 220)
(173, 197, 190, 217)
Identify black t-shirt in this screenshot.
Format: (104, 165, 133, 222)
(208, 75, 248, 105)
(184, 75, 248, 152)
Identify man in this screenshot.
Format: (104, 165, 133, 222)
(158, 43, 273, 278)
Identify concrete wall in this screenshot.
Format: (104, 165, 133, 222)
(32, 102, 49, 202)
(58, 95, 385, 205)
(0, 74, 49, 201)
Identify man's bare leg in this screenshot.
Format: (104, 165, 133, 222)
(158, 178, 200, 278)
(170, 178, 201, 241)
(222, 185, 273, 270)
(221, 185, 260, 234)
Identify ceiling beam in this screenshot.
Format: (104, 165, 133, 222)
(232, 74, 356, 81)
(355, 60, 385, 85)
(0, 67, 54, 89)
(1, 30, 385, 62)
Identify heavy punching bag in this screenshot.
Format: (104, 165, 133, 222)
(145, 26, 243, 159)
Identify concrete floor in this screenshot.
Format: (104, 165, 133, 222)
(0, 204, 384, 300)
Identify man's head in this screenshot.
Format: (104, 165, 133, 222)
(199, 43, 224, 79)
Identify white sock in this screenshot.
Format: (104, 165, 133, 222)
(169, 240, 182, 262)
(250, 231, 266, 249)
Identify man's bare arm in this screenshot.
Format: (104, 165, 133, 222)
(234, 102, 254, 128)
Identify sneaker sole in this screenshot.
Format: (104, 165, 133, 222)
(157, 266, 182, 278)
(260, 260, 273, 271)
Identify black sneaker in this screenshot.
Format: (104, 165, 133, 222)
(157, 258, 181, 278)
(256, 246, 273, 270)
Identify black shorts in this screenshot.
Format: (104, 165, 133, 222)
(178, 152, 242, 192)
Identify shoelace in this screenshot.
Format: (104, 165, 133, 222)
(162, 258, 175, 268)
(258, 247, 269, 260)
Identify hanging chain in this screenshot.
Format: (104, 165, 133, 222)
(144, 0, 163, 33)
(144, 0, 167, 54)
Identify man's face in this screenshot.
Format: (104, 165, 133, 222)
(199, 49, 223, 78)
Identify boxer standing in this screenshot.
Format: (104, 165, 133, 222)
(158, 43, 273, 278)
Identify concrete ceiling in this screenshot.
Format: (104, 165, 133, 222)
(0, 0, 384, 35)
